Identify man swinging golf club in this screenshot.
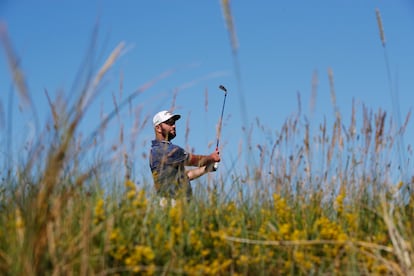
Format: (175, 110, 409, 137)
(149, 110, 221, 205)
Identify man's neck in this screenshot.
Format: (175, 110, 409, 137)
(155, 137, 170, 142)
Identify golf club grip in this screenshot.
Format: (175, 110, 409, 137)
(214, 146, 219, 170)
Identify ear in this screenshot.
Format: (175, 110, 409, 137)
(155, 124, 162, 133)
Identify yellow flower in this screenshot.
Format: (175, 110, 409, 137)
(291, 229, 304, 240)
(124, 257, 132, 266)
(110, 228, 120, 241)
(374, 264, 389, 274)
(133, 190, 148, 208)
(201, 249, 210, 257)
(238, 254, 249, 265)
(345, 213, 358, 232)
(15, 209, 24, 229)
(126, 189, 136, 200)
(15, 209, 24, 244)
(146, 264, 156, 275)
(125, 245, 155, 268)
(111, 245, 127, 260)
(273, 193, 290, 221)
(93, 198, 105, 224)
(335, 192, 345, 215)
(279, 223, 291, 239)
(125, 179, 136, 189)
(294, 250, 314, 270)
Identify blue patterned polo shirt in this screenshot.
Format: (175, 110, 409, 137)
(149, 140, 192, 198)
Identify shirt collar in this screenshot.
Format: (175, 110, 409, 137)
(152, 139, 170, 145)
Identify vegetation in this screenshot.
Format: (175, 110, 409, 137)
(1, 4, 413, 276)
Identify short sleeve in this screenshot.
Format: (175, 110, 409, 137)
(165, 145, 188, 165)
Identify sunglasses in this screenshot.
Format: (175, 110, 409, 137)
(163, 119, 176, 126)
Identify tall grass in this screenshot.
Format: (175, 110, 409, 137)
(1, 6, 414, 276)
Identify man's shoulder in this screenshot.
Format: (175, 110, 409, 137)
(150, 140, 188, 165)
(151, 140, 184, 152)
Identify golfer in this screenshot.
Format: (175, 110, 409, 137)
(149, 110, 220, 204)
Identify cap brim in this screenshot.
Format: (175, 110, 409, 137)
(171, 114, 181, 121)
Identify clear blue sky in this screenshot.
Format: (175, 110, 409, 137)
(1, 1, 414, 184)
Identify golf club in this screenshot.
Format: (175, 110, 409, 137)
(214, 85, 228, 170)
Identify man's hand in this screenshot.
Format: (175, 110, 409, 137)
(207, 149, 221, 172)
(187, 149, 221, 167)
(187, 150, 221, 177)
(209, 149, 221, 163)
(205, 163, 217, 172)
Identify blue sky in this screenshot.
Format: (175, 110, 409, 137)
(1, 1, 414, 184)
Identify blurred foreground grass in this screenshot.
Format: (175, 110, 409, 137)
(1, 15, 414, 276)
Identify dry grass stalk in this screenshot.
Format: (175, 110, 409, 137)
(112, 92, 120, 121)
(170, 88, 178, 112)
(328, 68, 340, 122)
(349, 99, 356, 140)
(80, 205, 91, 276)
(310, 70, 318, 115)
(326, 120, 337, 170)
(45, 89, 60, 131)
(80, 42, 126, 112)
(362, 105, 373, 155)
(399, 110, 411, 135)
(46, 222, 59, 273)
(185, 113, 191, 148)
(220, 0, 238, 53)
(376, 8, 386, 47)
(129, 106, 143, 153)
(204, 87, 209, 113)
(27, 42, 126, 274)
(381, 194, 414, 274)
(224, 235, 394, 252)
(358, 246, 404, 275)
(0, 102, 4, 129)
(0, 23, 32, 108)
(374, 109, 386, 153)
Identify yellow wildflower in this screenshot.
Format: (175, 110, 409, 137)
(15, 209, 24, 229)
(273, 193, 290, 221)
(93, 198, 105, 224)
(110, 228, 121, 241)
(126, 189, 136, 200)
(111, 245, 127, 261)
(15, 209, 24, 243)
(334, 191, 345, 215)
(279, 223, 291, 239)
(237, 254, 249, 266)
(125, 179, 136, 190)
(374, 264, 389, 274)
(132, 190, 148, 209)
(201, 249, 210, 257)
(291, 229, 304, 240)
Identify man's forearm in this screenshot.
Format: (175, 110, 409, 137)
(187, 154, 213, 167)
(186, 166, 207, 180)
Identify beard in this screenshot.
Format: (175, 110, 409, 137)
(161, 125, 176, 141)
(167, 131, 176, 141)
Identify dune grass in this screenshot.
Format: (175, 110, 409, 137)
(1, 5, 414, 276)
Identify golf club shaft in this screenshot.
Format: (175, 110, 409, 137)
(214, 85, 227, 170)
(216, 92, 227, 150)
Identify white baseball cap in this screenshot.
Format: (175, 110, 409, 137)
(153, 110, 181, 127)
